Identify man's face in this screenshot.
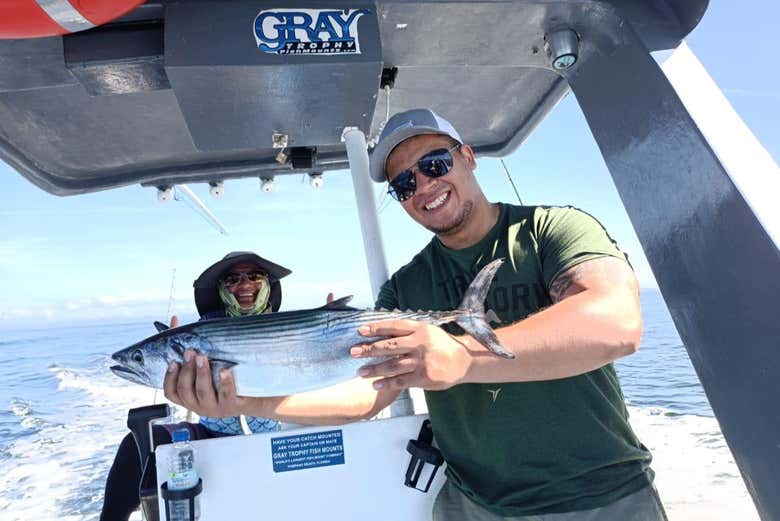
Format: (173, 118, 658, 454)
(385, 134, 478, 236)
(223, 262, 267, 310)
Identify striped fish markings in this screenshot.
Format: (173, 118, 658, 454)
(110, 259, 512, 396)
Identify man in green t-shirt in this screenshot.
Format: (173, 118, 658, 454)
(352, 108, 667, 520)
(161, 107, 667, 520)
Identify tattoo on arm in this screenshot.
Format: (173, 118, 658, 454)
(549, 257, 637, 304)
(549, 264, 585, 303)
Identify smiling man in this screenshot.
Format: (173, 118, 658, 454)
(161, 110, 667, 521)
(357, 108, 666, 520)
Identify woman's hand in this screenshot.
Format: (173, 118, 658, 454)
(163, 349, 246, 418)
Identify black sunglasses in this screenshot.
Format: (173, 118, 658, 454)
(222, 270, 267, 286)
(387, 144, 461, 202)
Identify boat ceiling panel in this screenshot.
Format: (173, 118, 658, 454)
(0, 0, 708, 195)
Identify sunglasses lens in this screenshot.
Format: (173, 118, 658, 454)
(246, 271, 266, 283)
(223, 274, 241, 286)
(418, 150, 453, 178)
(388, 170, 416, 202)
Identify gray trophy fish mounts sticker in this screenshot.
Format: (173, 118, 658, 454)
(253, 8, 371, 55)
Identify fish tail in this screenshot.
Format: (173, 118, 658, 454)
(455, 259, 515, 359)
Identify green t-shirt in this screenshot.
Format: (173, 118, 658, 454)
(375, 204, 653, 516)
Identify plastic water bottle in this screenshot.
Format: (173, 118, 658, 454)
(167, 429, 200, 521)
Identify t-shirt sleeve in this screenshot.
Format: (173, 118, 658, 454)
(374, 277, 399, 311)
(535, 206, 629, 290)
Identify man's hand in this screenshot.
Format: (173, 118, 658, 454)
(351, 320, 474, 391)
(164, 349, 247, 418)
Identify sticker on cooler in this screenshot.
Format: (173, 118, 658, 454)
(271, 429, 345, 472)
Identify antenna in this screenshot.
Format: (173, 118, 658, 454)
(172, 184, 229, 235)
(165, 268, 176, 320)
(499, 159, 524, 205)
(153, 268, 177, 405)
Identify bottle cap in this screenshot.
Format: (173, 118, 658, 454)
(172, 428, 191, 443)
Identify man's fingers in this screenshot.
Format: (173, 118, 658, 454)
(326, 292, 334, 304)
(163, 362, 181, 404)
(170, 315, 180, 328)
(194, 356, 218, 408)
(358, 320, 418, 338)
(218, 369, 237, 403)
(358, 356, 416, 379)
(350, 337, 415, 358)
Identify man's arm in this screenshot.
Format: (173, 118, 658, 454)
(163, 352, 401, 425)
(238, 376, 400, 425)
(353, 256, 642, 389)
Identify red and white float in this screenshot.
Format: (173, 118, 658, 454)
(0, 0, 145, 39)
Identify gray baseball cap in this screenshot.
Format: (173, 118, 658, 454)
(369, 108, 463, 183)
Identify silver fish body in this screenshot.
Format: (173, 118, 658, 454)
(110, 259, 512, 396)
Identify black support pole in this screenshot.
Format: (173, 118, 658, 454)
(557, 6, 780, 520)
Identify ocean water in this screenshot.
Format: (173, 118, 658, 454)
(0, 291, 759, 520)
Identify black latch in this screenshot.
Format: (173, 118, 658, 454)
(380, 67, 398, 89)
(404, 419, 444, 493)
(289, 147, 316, 169)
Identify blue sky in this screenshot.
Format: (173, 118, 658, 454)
(1, 2, 778, 329)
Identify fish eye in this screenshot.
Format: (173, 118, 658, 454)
(131, 350, 144, 364)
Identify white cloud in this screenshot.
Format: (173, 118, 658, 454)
(0, 294, 195, 329)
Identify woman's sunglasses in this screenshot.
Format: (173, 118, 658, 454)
(387, 144, 461, 202)
(222, 271, 267, 286)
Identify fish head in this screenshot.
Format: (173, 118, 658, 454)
(110, 332, 198, 388)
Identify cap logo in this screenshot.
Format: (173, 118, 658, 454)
(394, 120, 415, 133)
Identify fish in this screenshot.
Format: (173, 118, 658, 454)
(110, 258, 512, 397)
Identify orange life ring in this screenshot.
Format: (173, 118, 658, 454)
(0, 0, 146, 39)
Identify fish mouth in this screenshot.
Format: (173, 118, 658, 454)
(110, 365, 140, 378)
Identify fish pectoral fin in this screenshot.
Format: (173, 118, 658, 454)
(210, 358, 238, 392)
(319, 295, 357, 311)
(170, 340, 186, 357)
(210, 357, 237, 370)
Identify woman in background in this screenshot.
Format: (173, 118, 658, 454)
(100, 251, 291, 521)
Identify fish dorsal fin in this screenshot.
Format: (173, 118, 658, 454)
(319, 295, 357, 311)
(153, 321, 169, 333)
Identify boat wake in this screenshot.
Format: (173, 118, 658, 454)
(628, 405, 756, 521)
